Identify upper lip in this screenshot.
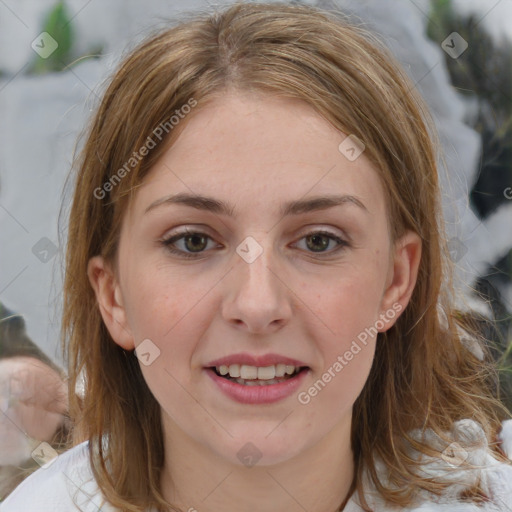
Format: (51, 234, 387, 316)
(205, 353, 309, 368)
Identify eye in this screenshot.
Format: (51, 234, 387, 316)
(293, 230, 349, 255)
(160, 228, 348, 259)
(160, 229, 220, 259)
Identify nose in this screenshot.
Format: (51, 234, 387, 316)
(221, 240, 292, 334)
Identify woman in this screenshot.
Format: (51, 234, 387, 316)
(2, 3, 511, 511)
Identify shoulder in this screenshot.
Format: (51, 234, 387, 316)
(350, 419, 512, 512)
(0, 441, 118, 512)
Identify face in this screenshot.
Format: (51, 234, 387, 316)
(89, 91, 420, 468)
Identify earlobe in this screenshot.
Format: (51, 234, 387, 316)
(87, 256, 135, 350)
(378, 230, 422, 332)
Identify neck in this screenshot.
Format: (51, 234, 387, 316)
(160, 413, 356, 512)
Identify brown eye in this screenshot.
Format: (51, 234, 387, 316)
(182, 233, 209, 252)
(305, 233, 331, 252)
(296, 231, 348, 255)
(161, 230, 218, 259)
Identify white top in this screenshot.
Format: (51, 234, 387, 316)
(2, 419, 512, 512)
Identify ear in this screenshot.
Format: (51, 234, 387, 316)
(378, 230, 422, 332)
(87, 256, 135, 350)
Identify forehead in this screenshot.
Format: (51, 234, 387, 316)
(127, 92, 386, 221)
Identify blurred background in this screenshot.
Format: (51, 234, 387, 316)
(0, 0, 511, 497)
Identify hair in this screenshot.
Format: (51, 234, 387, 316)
(61, 2, 512, 511)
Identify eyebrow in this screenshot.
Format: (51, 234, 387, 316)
(144, 192, 369, 217)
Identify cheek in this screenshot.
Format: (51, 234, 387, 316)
(302, 249, 387, 401)
(122, 265, 218, 388)
(297, 272, 382, 411)
(314, 283, 379, 384)
(123, 261, 203, 341)
(129, 274, 204, 410)
(313, 253, 388, 340)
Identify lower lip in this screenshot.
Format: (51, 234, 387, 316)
(205, 368, 310, 404)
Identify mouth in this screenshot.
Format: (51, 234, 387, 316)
(208, 364, 309, 386)
(205, 361, 311, 404)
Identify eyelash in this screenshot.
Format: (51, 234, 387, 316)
(160, 228, 349, 259)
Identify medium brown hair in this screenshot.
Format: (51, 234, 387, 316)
(61, 3, 511, 511)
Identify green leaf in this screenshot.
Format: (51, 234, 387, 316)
(31, 1, 74, 74)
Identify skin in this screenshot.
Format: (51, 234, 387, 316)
(88, 91, 421, 512)
(0, 356, 67, 465)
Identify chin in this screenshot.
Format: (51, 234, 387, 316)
(212, 429, 308, 468)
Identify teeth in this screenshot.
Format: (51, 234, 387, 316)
(275, 364, 286, 377)
(215, 363, 302, 380)
(285, 365, 296, 375)
(229, 364, 240, 378)
(257, 366, 275, 380)
(235, 378, 280, 386)
(240, 365, 259, 379)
